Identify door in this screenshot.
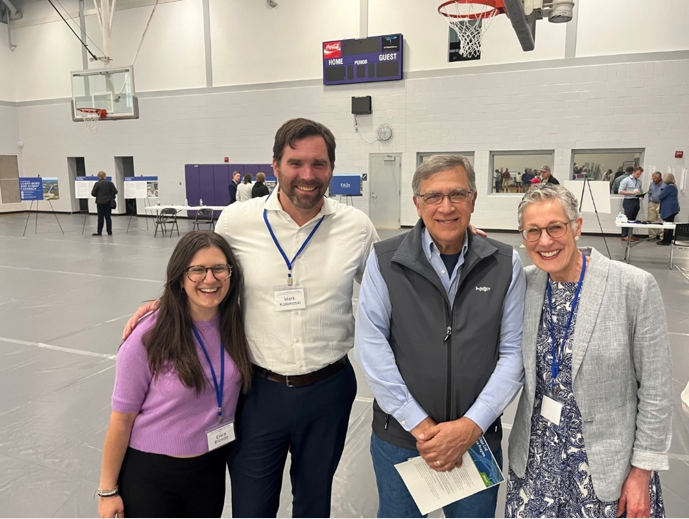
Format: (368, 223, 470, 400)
(369, 154, 401, 229)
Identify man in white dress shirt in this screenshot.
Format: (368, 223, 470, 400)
(124, 118, 378, 518)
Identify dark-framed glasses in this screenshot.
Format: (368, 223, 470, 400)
(520, 220, 574, 242)
(184, 264, 232, 283)
(416, 189, 473, 205)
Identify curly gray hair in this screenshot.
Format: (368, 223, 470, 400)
(517, 183, 580, 229)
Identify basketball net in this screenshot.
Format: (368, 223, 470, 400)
(439, 1, 503, 59)
(82, 113, 101, 133)
(77, 108, 106, 133)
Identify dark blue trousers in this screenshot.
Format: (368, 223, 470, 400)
(228, 360, 356, 518)
(621, 198, 640, 237)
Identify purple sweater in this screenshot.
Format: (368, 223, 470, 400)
(112, 311, 243, 456)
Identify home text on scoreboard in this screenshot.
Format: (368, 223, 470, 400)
(323, 34, 403, 86)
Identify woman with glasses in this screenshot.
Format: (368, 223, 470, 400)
(505, 184, 671, 518)
(98, 231, 252, 518)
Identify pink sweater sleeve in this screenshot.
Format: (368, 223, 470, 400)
(112, 314, 156, 414)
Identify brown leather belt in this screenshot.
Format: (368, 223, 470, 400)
(252, 357, 347, 388)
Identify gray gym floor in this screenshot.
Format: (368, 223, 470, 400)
(0, 212, 687, 517)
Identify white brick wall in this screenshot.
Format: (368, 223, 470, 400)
(4, 55, 689, 230)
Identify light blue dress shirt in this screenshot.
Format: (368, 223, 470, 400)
(648, 181, 665, 203)
(354, 229, 526, 434)
(619, 176, 642, 199)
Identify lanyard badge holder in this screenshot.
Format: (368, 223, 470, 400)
(541, 251, 586, 427)
(263, 201, 325, 312)
(192, 327, 235, 451)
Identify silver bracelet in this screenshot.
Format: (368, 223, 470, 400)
(97, 487, 119, 498)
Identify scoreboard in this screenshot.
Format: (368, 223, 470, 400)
(323, 34, 403, 86)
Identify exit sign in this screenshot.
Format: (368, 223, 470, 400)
(675, 151, 684, 158)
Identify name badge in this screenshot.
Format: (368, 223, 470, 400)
(274, 286, 307, 312)
(541, 394, 563, 426)
(206, 421, 235, 451)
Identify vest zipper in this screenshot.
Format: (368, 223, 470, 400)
(384, 414, 390, 430)
(444, 315, 452, 422)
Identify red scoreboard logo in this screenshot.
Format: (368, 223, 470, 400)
(323, 41, 342, 59)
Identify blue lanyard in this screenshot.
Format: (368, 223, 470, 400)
(192, 326, 225, 423)
(262, 195, 325, 286)
(547, 251, 586, 392)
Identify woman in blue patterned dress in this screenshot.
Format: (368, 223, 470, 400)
(506, 184, 672, 518)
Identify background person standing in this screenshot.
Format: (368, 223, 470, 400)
(228, 171, 241, 204)
(647, 172, 665, 238)
(91, 171, 118, 236)
(657, 173, 680, 246)
(236, 174, 253, 202)
(619, 167, 644, 241)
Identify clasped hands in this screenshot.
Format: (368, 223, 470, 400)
(411, 416, 483, 473)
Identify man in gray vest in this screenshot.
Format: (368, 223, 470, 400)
(355, 154, 526, 518)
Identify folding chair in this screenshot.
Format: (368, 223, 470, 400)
(192, 207, 215, 231)
(670, 223, 689, 269)
(154, 208, 179, 238)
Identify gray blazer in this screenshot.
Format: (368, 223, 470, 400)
(508, 248, 672, 501)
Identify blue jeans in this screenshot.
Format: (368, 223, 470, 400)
(370, 432, 502, 518)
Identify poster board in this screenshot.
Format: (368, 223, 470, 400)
(74, 176, 110, 199)
(124, 176, 158, 199)
(564, 180, 611, 214)
(330, 175, 362, 196)
(19, 178, 45, 201)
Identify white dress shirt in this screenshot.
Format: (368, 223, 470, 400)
(215, 193, 379, 375)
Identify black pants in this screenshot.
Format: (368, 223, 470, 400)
(228, 359, 357, 518)
(661, 213, 678, 244)
(96, 202, 113, 234)
(621, 198, 640, 237)
(118, 446, 228, 518)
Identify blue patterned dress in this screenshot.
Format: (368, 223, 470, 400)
(505, 279, 665, 518)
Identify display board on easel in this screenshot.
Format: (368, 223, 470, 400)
(564, 180, 611, 214)
(124, 176, 158, 199)
(329, 175, 362, 206)
(19, 177, 64, 236)
(124, 176, 158, 233)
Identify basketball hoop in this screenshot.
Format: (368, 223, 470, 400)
(438, 0, 506, 59)
(76, 108, 107, 133)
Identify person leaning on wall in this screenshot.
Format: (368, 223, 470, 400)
(90, 171, 118, 236)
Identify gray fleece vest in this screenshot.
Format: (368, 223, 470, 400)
(372, 220, 514, 452)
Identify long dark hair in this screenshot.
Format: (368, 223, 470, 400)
(143, 231, 253, 393)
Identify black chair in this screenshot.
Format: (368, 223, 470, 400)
(154, 208, 179, 238)
(670, 223, 689, 269)
(192, 207, 215, 231)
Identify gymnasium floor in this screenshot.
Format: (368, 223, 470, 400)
(0, 213, 687, 517)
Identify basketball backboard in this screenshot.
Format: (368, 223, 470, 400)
(71, 66, 139, 121)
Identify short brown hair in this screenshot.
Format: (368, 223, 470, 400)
(272, 118, 336, 168)
(97, 171, 107, 179)
(256, 172, 266, 182)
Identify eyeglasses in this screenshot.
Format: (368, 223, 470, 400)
(184, 264, 232, 283)
(416, 189, 473, 205)
(520, 220, 574, 242)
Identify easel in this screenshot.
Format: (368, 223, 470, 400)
(126, 197, 151, 233)
(578, 177, 611, 259)
(337, 195, 354, 206)
(23, 199, 65, 237)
